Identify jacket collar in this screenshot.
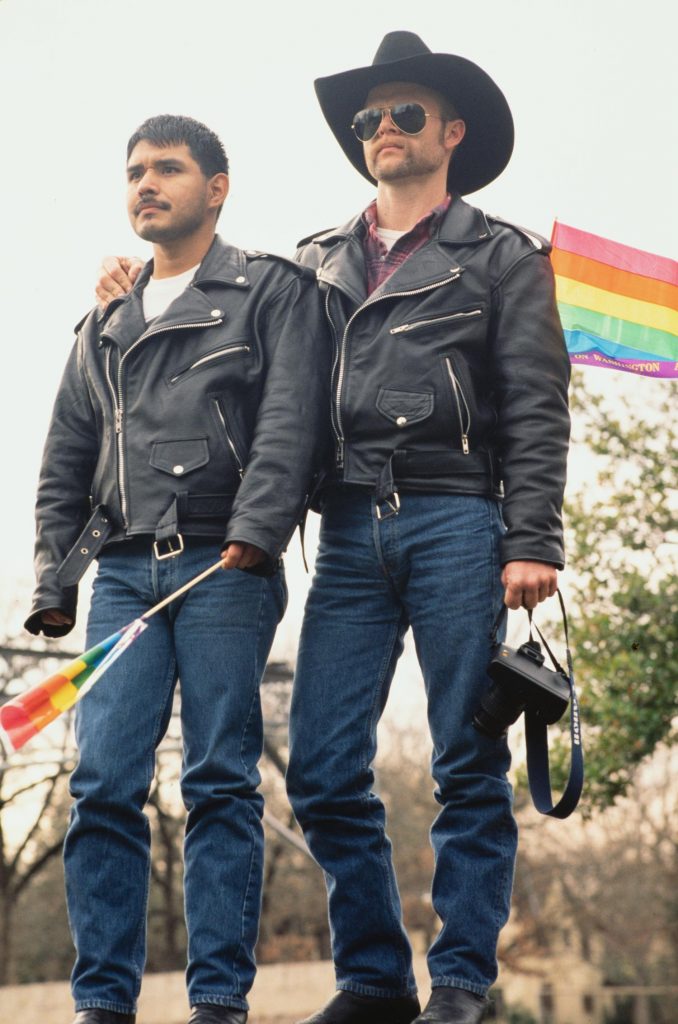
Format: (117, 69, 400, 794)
(313, 196, 493, 303)
(98, 235, 250, 348)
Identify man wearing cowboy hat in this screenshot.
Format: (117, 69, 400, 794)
(284, 31, 570, 1024)
(94, 31, 569, 1024)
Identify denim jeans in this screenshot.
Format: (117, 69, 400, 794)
(286, 487, 517, 998)
(64, 538, 286, 1014)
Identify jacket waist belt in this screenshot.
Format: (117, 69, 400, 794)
(375, 447, 495, 504)
(57, 493, 237, 586)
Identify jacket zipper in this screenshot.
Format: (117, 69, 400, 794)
(213, 399, 245, 479)
(331, 269, 463, 467)
(105, 318, 223, 526)
(389, 307, 482, 335)
(169, 343, 250, 384)
(324, 290, 343, 465)
(445, 357, 471, 454)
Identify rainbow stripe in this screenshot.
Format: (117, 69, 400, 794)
(551, 222, 678, 378)
(0, 619, 146, 752)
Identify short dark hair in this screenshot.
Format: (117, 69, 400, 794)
(126, 114, 229, 177)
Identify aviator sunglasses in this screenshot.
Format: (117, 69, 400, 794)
(351, 102, 442, 142)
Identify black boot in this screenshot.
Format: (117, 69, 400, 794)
(297, 990, 420, 1024)
(188, 1006, 247, 1023)
(72, 1012, 135, 1024)
(413, 987, 489, 1024)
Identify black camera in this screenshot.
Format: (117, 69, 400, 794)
(473, 636, 571, 740)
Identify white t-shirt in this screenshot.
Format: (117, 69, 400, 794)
(376, 226, 407, 252)
(142, 264, 200, 322)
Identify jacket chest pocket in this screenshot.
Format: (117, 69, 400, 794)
(167, 341, 251, 386)
(150, 438, 209, 476)
(376, 387, 434, 428)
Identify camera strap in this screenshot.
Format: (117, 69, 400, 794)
(525, 591, 584, 818)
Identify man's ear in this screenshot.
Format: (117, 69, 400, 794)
(444, 119, 466, 153)
(209, 172, 229, 210)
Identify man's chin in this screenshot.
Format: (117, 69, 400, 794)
(135, 223, 174, 243)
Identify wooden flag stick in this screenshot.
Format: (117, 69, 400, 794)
(141, 558, 224, 622)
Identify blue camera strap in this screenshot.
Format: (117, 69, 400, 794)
(524, 591, 584, 819)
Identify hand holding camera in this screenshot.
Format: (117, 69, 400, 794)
(474, 590, 584, 818)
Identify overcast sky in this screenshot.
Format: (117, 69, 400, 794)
(0, 0, 675, 706)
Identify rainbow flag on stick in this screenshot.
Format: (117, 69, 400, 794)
(551, 222, 678, 378)
(0, 619, 147, 752)
(0, 556, 225, 754)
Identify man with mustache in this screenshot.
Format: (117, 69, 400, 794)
(27, 114, 328, 1024)
(97, 31, 570, 1024)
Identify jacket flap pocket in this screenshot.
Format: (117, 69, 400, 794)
(150, 438, 209, 476)
(376, 388, 434, 426)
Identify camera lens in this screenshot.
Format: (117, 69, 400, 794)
(472, 681, 527, 739)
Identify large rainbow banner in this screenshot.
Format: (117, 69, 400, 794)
(551, 222, 678, 378)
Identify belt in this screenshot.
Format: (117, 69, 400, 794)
(57, 492, 236, 583)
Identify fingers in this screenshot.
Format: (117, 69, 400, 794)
(220, 543, 267, 570)
(124, 258, 144, 285)
(42, 609, 74, 626)
(501, 561, 558, 611)
(95, 255, 144, 310)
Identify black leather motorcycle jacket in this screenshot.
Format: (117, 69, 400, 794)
(26, 236, 330, 636)
(296, 196, 570, 569)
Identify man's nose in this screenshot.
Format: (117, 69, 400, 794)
(376, 109, 399, 135)
(137, 169, 159, 194)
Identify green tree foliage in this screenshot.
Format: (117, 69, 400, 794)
(560, 372, 677, 810)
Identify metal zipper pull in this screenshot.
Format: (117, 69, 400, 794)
(335, 439, 344, 468)
(461, 434, 470, 455)
(115, 409, 123, 433)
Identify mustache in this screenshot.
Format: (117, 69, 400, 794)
(135, 198, 170, 214)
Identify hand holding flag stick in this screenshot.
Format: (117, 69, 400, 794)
(0, 558, 226, 753)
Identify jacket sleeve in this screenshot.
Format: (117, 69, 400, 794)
(223, 272, 331, 563)
(25, 326, 100, 636)
(490, 248, 571, 568)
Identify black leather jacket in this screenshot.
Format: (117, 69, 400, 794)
(27, 236, 330, 636)
(296, 196, 570, 568)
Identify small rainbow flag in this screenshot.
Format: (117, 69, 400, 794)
(551, 222, 678, 378)
(0, 619, 146, 752)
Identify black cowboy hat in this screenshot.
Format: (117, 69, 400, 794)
(314, 31, 514, 196)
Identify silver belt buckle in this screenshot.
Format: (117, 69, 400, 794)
(375, 492, 400, 521)
(153, 534, 184, 560)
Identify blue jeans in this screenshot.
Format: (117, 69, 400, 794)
(64, 538, 286, 1014)
(287, 488, 517, 998)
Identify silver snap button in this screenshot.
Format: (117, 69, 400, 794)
(92, 530, 101, 538)
(396, 416, 408, 427)
(80, 547, 89, 555)
(235, 275, 246, 284)
(173, 465, 184, 475)
(210, 309, 222, 318)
